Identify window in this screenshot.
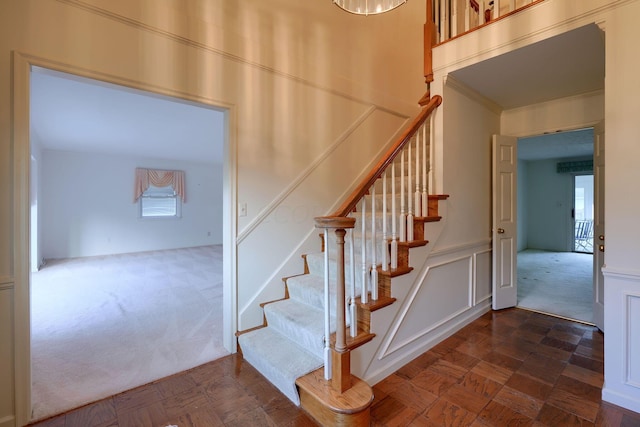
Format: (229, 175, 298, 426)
(140, 184, 181, 218)
(134, 168, 185, 218)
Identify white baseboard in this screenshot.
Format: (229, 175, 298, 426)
(0, 415, 15, 427)
(602, 387, 640, 414)
(364, 301, 491, 386)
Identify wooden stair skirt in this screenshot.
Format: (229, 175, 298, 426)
(296, 367, 374, 427)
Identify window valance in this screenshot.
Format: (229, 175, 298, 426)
(134, 168, 186, 202)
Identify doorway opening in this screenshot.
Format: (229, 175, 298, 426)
(574, 174, 594, 253)
(29, 66, 229, 420)
(516, 128, 595, 324)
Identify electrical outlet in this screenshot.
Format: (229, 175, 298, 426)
(239, 202, 247, 217)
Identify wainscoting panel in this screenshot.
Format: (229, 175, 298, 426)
(382, 256, 473, 357)
(0, 285, 15, 426)
(628, 294, 640, 387)
(474, 250, 492, 304)
(603, 268, 640, 413)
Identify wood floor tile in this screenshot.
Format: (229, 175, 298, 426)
(395, 352, 439, 380)
(547, 388, 600, 422)
(570, 353, 605, 374)
(493, 386, 543, 419)
(518, 322, 551, 337)
(370, 395, 411, 425)
(456, 336, 495, 359)
(562, 364, 604, 389)
(373, 372, 406, 397)
(554, 375, 602, 404)
(442, 383, 492, 414)
(222, 406, 277, 426)
(423, 398, 478, 426)
(470, 360, 514, 384)
(536, 402, 595, 426)
(576, 343, 605, 361)
(29, 418, 66, 427)
(548, 328, 584, 345)
(164, 408, 225, 427)
(160, 387, 209, 419)
(482, 350, 523, 371)
(153, 371, 198, 399)
(494, 339, 536, 361)
(388, 380, 438, 413)
(411, 369, 458, 396)
(27, 308, 640, 427)
(441, 349, 481, 370)
(429, 359, 470, 380)
(116, 401, 168, 427)
(476, 400, 535, 427)
(517, 353, 567, 384)
(113, 384, 163, 413)
(541, 335, 579, 352)
(505, 373, 554, 401)
(64, 399, 117, 427)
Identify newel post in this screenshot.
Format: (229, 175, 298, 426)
(314, 216, 355, 393)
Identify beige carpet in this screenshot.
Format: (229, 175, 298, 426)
(517, 249, 593, 324)
(30, 245, 228, 421)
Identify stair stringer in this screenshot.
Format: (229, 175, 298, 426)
(350, 200, 492, 385)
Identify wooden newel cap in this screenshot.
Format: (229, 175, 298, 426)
(314, 216, 356, 229)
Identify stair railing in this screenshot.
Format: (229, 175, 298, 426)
(433, 0, 545, 44)
(313, 94, 442, 392)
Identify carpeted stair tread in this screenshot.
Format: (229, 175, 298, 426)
(286, 273, 336, 308)
(238, 327, 323, 405)
(264, 299, 332, 358)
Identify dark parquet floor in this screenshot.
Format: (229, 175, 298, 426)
(29, 308, 640, 426)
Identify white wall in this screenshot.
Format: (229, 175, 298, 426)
(524, 158, 577, 252)
(438, 78, 500, 250)
(41, 150, 221, 259)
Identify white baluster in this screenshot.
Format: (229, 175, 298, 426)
(414, 132, 421, 218)
(382, 171, 389, 272)
(493, 0, 501, 19)
(422, 123, 429, 217)
(407, 142, 414, 241)
(360, 198, 368, 304)
(443, 0, 450, 41)
(323, 229, 331, 380)
(348, 229, 356, 337)
(464, 0, 471, 32)
(391, 163, 398, 269)
(429, 112, 436, 198)
(370, 185, 378, 300)
(400, 151, 406, 242)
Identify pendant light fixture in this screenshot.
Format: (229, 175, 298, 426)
(333, 0, 408, 15)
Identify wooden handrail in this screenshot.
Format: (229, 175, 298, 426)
(327, 94, 442, 219)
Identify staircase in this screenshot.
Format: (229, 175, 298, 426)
(238, 95, 444, 425)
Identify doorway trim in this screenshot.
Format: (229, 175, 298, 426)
(492, 124, 602, 318)
(11, 51, 238, 425)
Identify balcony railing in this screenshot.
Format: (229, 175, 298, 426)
(432, 0, 545, 44)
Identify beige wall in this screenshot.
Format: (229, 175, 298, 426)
(0, 0, 427, 425)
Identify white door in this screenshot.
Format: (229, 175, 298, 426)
(593, 122, 605, 331)
(492, 135, 518, 310)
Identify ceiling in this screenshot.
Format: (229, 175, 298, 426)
(450, 23, 604, 161)
(450, 23, 605, 110)
(30, 67, 224, 164)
